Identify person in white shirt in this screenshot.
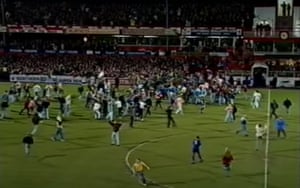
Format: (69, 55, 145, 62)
(255, 123, 266, 151)
(106, 99, 114, 121)
(175, 96, 184, 115)
(104, 79, 111, 92)
(58, 82, 63, 88)
(33, 84, 41, 98)
(252, 90, 262, 109)
(93, 102, 101, 120)
(139, 100, 146, 121)
(224, 104, 233, 123)
(98, 70, 104, 79)
(45, 85, 52, 98)
(115, 99, 122, 117)
(52, 115, 64, 142)
(181, 86, 187, 94)
(64, 95, 71, 117)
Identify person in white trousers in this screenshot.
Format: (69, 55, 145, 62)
(252, 90, 262, 109)
(175, 96, 184, 115)
(109, 120, 122, 146)
(93, 102, 101, 120)
(224, 104, 233, 123)
(64, 95, 71, 117)
(255, 123, 266, 151)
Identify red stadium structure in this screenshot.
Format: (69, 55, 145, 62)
(0, 0, 299, 87)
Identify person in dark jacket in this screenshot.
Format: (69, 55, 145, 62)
(42, 98, 50, 120)
(109, 120, 122, 146)
(283, 98, 292, 114)
(129, 103, 135, 128)
(31, 113, 41, 135)
(270, 100, 279, 119)
(166, 106, 176, 128)
(144, 96, 152, 117)
(232, 104, 237, 121)
(36, 100, 44, 119)
(58, 96, 66, 115)
(22, 134, 34, 155)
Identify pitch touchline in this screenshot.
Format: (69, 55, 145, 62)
(264, 89, 271, 188)
(125, 134, 186, 188)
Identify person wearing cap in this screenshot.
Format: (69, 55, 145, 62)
(132, 158, 150, 186)
(52, 116, 64, 142)
(22, 134, 34, 156)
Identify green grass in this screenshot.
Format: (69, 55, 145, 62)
(0, 84, 299, 188)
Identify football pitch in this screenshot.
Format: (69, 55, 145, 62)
(0, 84, 299, 188)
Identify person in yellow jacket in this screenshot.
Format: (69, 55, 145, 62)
(132, 158, 150, 186)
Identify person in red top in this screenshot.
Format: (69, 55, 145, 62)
(222, 147, 233, 177)
(109, 120, 122, 146)
(19, 97, 31, 116)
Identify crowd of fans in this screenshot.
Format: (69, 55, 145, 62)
(0, 54, 233, 77)
(4, 0, 255, 29)
(1, 53, 299, 78)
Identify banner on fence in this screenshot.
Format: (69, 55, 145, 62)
(9, 74, 131, 85)
(9, 74, 299, 87)
(224, 76, 300, 88)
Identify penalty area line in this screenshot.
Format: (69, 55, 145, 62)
(125, 136, 180, 188)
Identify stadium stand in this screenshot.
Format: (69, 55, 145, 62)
(5, 0, 255, 28)
(1, 0, 299, 80)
